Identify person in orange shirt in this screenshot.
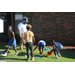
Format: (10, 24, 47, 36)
(24, 24, 35, 61)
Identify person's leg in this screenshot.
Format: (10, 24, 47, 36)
(29, 43, 33, 57)
(54, 50, 58, 59)
(57, 50, 61, 57)
(29, 43, 34, 60)
(6, 46, 10, 53)
(6, 39, 12, 53)
(13, 47, 18, 56)
(56, 46, 62, 57)
(26, 43, 30, 61)
(54, 50, 57, 56)
(1, 46, 10, 56)
(42, 42, 46, 54)
(38, 44, 41, 55)
(54, 47, 59, 59)
(42, 45, 45, 54)
(20, 34, 24, 50)
(12, 39, 18, 56)
(57, 50, 59, 54)
(14, 47, 17, 53)
(39, 49, 41, 55)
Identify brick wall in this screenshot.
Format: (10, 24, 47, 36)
(32, 12, 75, 46)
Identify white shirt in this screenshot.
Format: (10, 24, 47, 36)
(38, 40, 46, 45)
(18, 22, 27, 34)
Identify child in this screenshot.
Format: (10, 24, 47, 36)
(24, 24, 35, 61)
(2, 26, 18, 57)
(50, 39, 63, 59)
(33, 40, 46, 56)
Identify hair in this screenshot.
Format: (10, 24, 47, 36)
(8, 25, 12, 28)
(26, 24, 32, 30)
(50, 39, 55, 43)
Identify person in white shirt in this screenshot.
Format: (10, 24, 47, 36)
(18, 17, 28, 50)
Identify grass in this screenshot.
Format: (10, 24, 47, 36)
(0, 44, 75, 62)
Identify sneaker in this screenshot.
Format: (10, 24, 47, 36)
(1, 54, 7, 57)
(20, 47, 24, 51)
(15, 53, 18, 56)
(40, 54, 42, 57)
(31, 57, 34, 61)
(58, 53, 61, 57)
(27, 58, 30, 61)
(55, 55, 59, 59)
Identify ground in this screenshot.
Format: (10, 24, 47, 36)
(0, 42, 75, 62)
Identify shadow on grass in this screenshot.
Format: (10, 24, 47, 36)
(0, 45, 8, 54)
(59, 49, 75, 59)
(0, 56, 27, 61)
(0, 45, 6, 50)
(0, 45, 11, 53)
(18, 52, 27, 56)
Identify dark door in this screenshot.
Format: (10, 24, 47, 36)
(0, 12, 11, 42)
(14, 12, 32, 43)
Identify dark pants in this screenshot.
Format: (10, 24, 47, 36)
(26, 42, 33, 59)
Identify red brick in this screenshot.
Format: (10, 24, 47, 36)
(32, 12, 75, 46)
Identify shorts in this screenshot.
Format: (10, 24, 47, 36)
(55, 45, 63, 50)
(8, 38, 16, 47)
(39, 42, 46, 49)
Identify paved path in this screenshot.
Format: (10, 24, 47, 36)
(0, 60, 7, 62)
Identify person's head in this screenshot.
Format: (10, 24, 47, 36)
(26, 24, 32, 30)
(8, 26, 12, 31)
(50, 39, 55, 45)
(23, 17, 28, 24)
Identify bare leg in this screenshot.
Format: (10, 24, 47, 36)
(13, 47, 18, 56)
(42, 47, 44, 54)
(13, 47, 17, 53)
(54, 50, 59, 58)
(6, 46, 10, 53)
(57, 50, 59, 54)
(57, 50, 61, 57)
(1, 46, 10, 56)
(54, 50, 57, 56)
(39, 49, 41, 55)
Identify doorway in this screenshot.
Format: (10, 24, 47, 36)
(14, 12, 32, 43)
(0, 12, 11, 41)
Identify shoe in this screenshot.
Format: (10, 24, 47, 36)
(40, 54, 42, 57)
(20, 47, 24, 51)
(1, 54, 7, 57)
(58, 53, 61, 57)
(27, 58, 30, 61)
(55, 55, 59, 59)
(15, 53, 18, 56)
(31, 57, 34, 61)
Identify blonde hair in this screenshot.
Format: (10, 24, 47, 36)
(26, 24, 32, 29)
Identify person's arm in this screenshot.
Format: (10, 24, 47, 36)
(8, 31, 9, 38)
(18, 29, 22, 38)
(33, 44, 38, 51)
(18, 24, 22, 38)
(24, 32, 26, 40)
(32, 36, 35, 43)
(53, 43, 55, 49)
(12, 31, 15, 46)
(49, 43, 55, 53)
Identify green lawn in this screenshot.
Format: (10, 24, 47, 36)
(0, 44, 75, 62)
